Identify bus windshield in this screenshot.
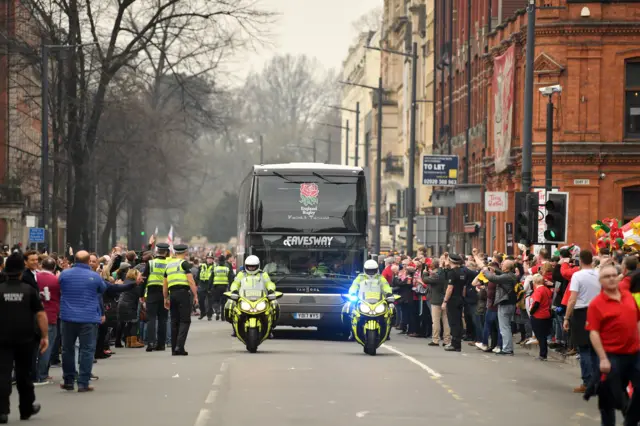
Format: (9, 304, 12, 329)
(254, 246, 364, 279)
(254, 175, 365, 233)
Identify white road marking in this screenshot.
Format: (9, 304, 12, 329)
(381, 344, 442, 378)
(205, 390, 218, 404)
(220, 362, 228, 372)
(194, 409, 211, 426)
(355, 411, 369, 418)
(212, 374, 223, 386)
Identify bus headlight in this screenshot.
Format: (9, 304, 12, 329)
(374, 304, 386, 314)
(359, 303, 372, 314)
(255, 301, 267, 312)
(240, 301, 252, 311)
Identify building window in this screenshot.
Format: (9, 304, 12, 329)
(623, 185, 640, 222)
(625, 60, 640, 139)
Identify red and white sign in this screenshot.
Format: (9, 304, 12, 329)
(485, 191, 508, 212)
(492, 45, 516, 174)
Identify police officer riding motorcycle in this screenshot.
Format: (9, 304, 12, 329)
(342, 259, 398, 355)
(224, 255, 282, 353)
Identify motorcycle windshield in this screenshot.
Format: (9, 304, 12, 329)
(240, 289, 265, 301)
(360, 291, 382, 305)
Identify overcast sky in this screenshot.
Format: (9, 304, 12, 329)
(228, 0, 381, 83)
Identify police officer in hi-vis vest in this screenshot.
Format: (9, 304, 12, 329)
(163, 244, 198, 356)
(144, 242, 171, 352)
(197, 253, 215, 321)
(212, 255, 234, 321)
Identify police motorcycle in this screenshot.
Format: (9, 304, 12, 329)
(224, 287, 283, 353)
(341, 261, 400, 356)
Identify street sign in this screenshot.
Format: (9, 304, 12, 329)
(415, 215, 448, 251)
(422, 155, 458, 186)
(29, 227, 45, 243)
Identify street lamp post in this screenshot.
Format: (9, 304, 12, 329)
(41, 41, 97, 249)
(313, 135, 332, 162)
(365, 44, 419, 256)
(339, 78, 384, 256)
(326, 103, 360, 166)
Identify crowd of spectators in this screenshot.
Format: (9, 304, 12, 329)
(380, 245, 640, 425)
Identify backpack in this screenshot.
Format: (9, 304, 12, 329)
(514, 280, 526, 309)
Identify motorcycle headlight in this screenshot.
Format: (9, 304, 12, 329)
(240, 301, 252, 311)
(374, 303, 386, 314)
(359, 303, 372, 314)
(255, 301, 267, 311)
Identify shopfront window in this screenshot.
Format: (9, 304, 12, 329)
(625, 60, 640, 139)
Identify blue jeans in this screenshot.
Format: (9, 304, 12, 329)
(61, 321, 98, 389)
(482, 310, 502, 348)
(497, 304, 516, 353)
(36, 324, 57, 382)
(578, 345, 599, 388)
(166, 313, 172, 345)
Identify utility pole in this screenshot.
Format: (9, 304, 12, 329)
(354, 102, 360, 166)
(259, 134, 264, 164)
(312, 138, 317, 162)
(375, 77, 383, 256)
(40, 43, 49, 242)
(464, 0, 472, 253)
(345, 119, 350, 166)
(522, 0, 536, 193)
(406, 42, 419, 257)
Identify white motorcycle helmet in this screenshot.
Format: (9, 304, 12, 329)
(364, 259, 379, 277)
(244, 255, 260, 275)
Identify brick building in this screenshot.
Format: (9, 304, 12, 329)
(483, 0, 640, 254)
(434, 0, 523, 254)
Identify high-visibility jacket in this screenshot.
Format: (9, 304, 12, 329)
(348, 273, 393, 300)
(199, 264, 213, 282)
(147, 257, 169, 287)
(166, 260, 190, 288)
(213, 265, 230, 286)
(230, 271, 275, 293)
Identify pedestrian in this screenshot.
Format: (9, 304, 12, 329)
(212, 255, 234, 321)
(442, 254, 465, 352)
(197, 253, 214, 321)
(143, 243, 171, 352)
(484, 259, 518, 355)
(34, 257, 60, 385)
(529, 274, 553, 360)
(0, 252, 48, 423)
(586, 264, 640, 426)
(58, 250, 107, 392)
(163, 244, 198, 356)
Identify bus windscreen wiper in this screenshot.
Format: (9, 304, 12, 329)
(312, 172, 349, 185)
(272, 172, 305, 184)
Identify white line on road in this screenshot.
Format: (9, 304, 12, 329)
(212, 374, 223, 386)
(194, 409, 211, 426)
(220, 362, 228, 372)
(381, 344, 442, 378)
(205, 390, 218, 404)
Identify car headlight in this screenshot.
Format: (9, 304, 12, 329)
(359, 303, 371, 313)
(240, 301, 252, 311)
(374, 303, 386, 314)
(255, 301, 267, 311)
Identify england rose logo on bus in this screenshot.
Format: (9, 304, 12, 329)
(299, 183, 319, 217)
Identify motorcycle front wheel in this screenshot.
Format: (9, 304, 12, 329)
(365, 329, 378, 356)
(246, 327, 259, 353)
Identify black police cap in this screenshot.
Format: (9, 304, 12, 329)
(156, 243, 170, 250)
(173, 244, 188, 253)
(449, 253, 463, 264)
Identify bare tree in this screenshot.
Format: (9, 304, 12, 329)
(351, 6, 383, 35)
(22, 0, 274, 249)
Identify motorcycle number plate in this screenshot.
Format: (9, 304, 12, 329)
(243, 290, 263, 298)
(294, 313, 321, 320)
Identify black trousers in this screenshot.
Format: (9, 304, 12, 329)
(95, 323, 108, 357)
(447, 302, 464, 350)
(0, 342, 35, 417)
(211, 286, 227, 318)
(170, 288, 192, 352)
(146, 295, 168, 347)
(531, 317, 553, 359)
(463, 303, 476, 340)
(197, 289, 213, 318)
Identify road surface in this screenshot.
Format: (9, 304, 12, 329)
(11, 321, 602, 426)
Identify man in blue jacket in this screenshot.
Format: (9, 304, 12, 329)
(58, 250, 106, 392)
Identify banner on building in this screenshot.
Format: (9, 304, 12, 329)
(492, 45, 515, 174)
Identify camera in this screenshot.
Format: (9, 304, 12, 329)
(538, 84, 562, 96)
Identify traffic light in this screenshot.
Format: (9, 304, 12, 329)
(514, 192, 539, 246)
(140, 231, 145, 236)
(544, 193, 568, 242)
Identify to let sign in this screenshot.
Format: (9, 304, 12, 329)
(422, 155, 458, 186)
(485, 191, 508, 212)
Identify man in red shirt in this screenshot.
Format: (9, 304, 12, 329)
(586, 265, 640, 426)
(34, 258, 60, 385)
(618, 256, 637, 293)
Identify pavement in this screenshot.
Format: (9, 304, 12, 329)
(10, 321, 605, 426)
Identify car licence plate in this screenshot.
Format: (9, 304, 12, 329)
(294, 313, 321, 320)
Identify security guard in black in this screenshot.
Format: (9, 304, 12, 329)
(0, 252, 48, 422)
(442, 254, 466, 352)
